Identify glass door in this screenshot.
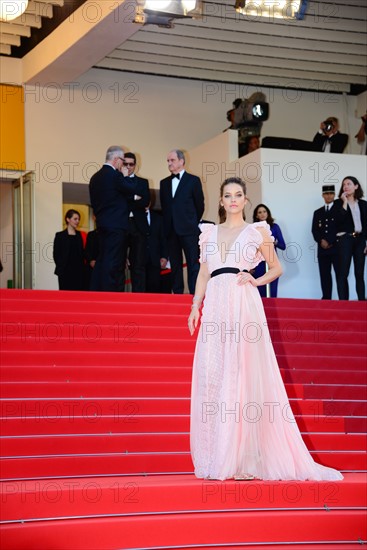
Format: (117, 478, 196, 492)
(13, 172, 35, 289)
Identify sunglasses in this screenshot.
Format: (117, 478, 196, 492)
(123, 162, 135, 167)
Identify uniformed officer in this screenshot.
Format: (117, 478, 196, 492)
(311, 185, 339, 299)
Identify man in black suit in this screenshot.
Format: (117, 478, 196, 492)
(122, 152, 150, 292)
(312, 117, 348, 153)
(160, 149, 205, 294)
(312, 185, 338, 299)
(89, 146, 142, 292)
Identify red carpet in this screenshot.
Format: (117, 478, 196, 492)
(0, 289, 366, 549)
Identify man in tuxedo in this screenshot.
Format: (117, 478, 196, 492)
(311, 185, 338, 299)
(89, 145, 142, 292)
(160, 149, 205, 294)
(122, 152, 150, 292)
(312, 117, 348, 153)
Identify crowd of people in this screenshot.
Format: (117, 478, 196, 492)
(53, 146, 204, 294)
(53, 139, 366, 301)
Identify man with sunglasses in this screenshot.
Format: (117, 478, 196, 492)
(89, 146, 142, 292)
(122, 152, 150, 292)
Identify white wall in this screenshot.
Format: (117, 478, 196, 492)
(20, 68, 366, 290)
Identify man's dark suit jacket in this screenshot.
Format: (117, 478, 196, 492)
(53, 229, 84, 276)
(127, 175, 150, 235)
(147, 211, 168, 268)
(89, 164, 140, 229)
(160, 171, 205, 237)
(311, 204, 338, 256)
(84, 229, 99, 264)
(312, 131, 348, 154)
(334, 198, 367, 238)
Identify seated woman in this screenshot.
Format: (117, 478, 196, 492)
(253, 204, 286, 297)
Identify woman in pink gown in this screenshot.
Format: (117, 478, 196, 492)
(188, 177, 343, 482)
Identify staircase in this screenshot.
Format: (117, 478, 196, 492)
(0, 289, 366, 549)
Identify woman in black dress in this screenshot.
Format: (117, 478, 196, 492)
(53, 209, 85, 290)
(334, 176, 367, 300)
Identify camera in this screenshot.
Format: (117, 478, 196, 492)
(233, 95, 269, 128)
(323, 120, 334, 133)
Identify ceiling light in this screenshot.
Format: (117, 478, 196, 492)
(135, 0, 202, 26)
(145, 1, 171, 9)
(235, 0, 308, 20)
(0, 0, 28, 22)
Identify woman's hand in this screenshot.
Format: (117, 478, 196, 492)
(236, 271, 258, 287)
(341, 191, 348, 207)
(188, 306, 200, 336)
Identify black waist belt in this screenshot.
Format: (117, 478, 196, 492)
(211, 268, 249, 278)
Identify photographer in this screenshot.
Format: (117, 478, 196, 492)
(312, 116, 348, 153)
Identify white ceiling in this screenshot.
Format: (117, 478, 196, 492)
(1, 0, 366, 94)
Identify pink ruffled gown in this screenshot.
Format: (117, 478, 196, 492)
(190, 222, 343, 481)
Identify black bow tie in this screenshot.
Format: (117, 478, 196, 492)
(172, 173, 180, 181)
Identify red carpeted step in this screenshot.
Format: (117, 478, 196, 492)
(2, 288, 364, 310)
(345, 416, 367, 433)
(280, 368, 367, 385)
(1, 452, 196, 479)
(0, 396, 334, 418)
(1, 349, 364, 370)
(273, 342, 365, 357)
(321, 400, 367, 417)
(1, 449, 364, 480)
(0, 414, 348, 437)
(0, 415, 191, 437)
(3, 336, 365, 360)
(2, 289, 364, 310)
(1, 318, 365, 348)
(3, 319, 367, 345)
(0, 380, 304, 398)
(2, 366, 365, 392)
(0, 510, 365, 549)
(2, 432, 365, 458)
(0, 349, 194, 367)
(303, 384, 367, 400)
(276, 355, 366, 370)
(0, 380, 193, 398)
(3, 288, 365, 311)
(0, 365, 194, 383)
(269, 327, 367, 345)
(1, 474, 363, 522)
